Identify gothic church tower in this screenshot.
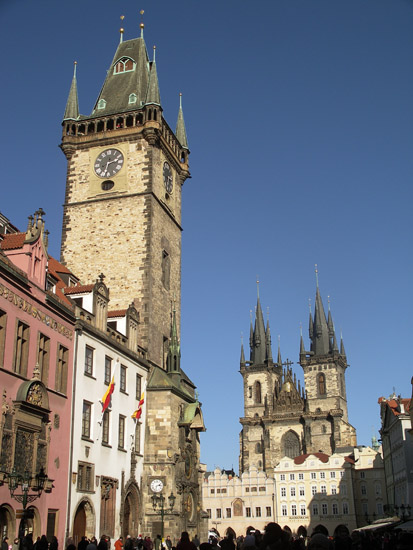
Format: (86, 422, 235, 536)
(239, 278, 356, 475)
(60, 21, 189, 368)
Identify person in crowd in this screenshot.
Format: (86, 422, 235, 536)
(86, 537, 98, 550)
(97, 537, 108, 550)
(2, 537, 9, 550)
(78, 537, 89, 550)
(192, 537, 199, 550)
(50, 537, 58, 550)
(220, 534, 235, 550)
(176, 533, 196, 550)
(164, 537, 172, 550)
(12, 538, 20, 550)
(155, 536, 162, 550)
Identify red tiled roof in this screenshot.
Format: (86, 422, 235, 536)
(382, 398, 411, 416)
(64, 284, 94, 295)
(108, 309, 127, 318)
(0, 232, 25, 250)
(344, 456, 355, 464)
(48, 257, 74, 275)
(294, 452, 330, 465)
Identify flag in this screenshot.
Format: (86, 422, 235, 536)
(101, 376, 115, 413)
(132, 391, 145, 420)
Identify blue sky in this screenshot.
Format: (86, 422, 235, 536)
(1, 0, 412, 471)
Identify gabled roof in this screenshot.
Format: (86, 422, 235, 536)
(48, 257, 73, 275)
(108, 309, 127, 318)
(378, 397, 411, 417)
(294, 452, 330, 464)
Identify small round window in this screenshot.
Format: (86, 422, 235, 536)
(101, 180, 114, 191)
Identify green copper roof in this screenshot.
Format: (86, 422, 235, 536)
(92, 37, 151, 116)
(63, 63, 79, 121)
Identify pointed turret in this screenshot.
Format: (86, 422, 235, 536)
(240, 340, 246, 366)
(251, 282, 267, 365)
(145, 47, 161, 106)
(340, 331, 347, 358)
(300, 325, 306, 359)
(63, 62, 79, 121)
(166, 303, 181, 374)
(265, 316, 273, 364)
(277, 336, 282, 367)
(176, 93, 189, 149)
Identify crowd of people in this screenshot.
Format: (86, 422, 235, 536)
(3, 524, 413, 550)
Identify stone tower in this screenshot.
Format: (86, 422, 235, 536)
(299, 275, 357, 454)
(60, 22, 189, 368)
(239, 278, 356, 475)
(60, 20, 206, 540)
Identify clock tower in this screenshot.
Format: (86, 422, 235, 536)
(60, 22, 189, 368)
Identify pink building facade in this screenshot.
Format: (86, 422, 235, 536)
(0, 211, 75, 545)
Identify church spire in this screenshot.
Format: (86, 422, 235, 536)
(240, 334, 246, 366)
(340, 330, 347, 358)
(251, 280, 267, 365)
(176, 93, 189, 149)
(63, 62, 79, 121)
(311, 266, 330, 356)
(145, 46, 161, 106)
(265, 311, 273, 364)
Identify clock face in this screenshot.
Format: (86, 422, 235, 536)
(163, 161, 173, 194)
(94, 149, 124, 178)
(150, 479, 164, 493)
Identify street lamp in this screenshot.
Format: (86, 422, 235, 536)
(394, 504, 411, 521)
(4, 467, 52, 539)
(151, 491, 176, 538)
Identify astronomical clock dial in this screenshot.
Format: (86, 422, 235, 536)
(163, 161, 173, 193)
(94, 149, 124, 178)
(150, 479, 164, 493)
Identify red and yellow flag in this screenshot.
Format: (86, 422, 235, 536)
(101, 376, 115, 413)
(132, 391, 145, 420)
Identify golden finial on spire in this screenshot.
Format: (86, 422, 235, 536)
(140, 9, 145, 35)
(153, 45, 156, 61)
(315, 263, 319, 287)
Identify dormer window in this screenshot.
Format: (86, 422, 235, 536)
(97, 99, 106, 110)
(129, 93, 137, 105)
(114, 57, 135, 74)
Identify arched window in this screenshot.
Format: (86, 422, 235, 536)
(114, 57, 135, 74)
(129, 93, 137, 105)
(256, 442, 261, 453)
(282, 430, 300, 459)
(318, 373, 326, 395)
(233, 499, 243, 517)
(254, 381, 262, 404)
(97, 99, 106, 110)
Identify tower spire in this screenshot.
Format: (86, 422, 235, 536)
(311, 267, 330, 356)
(63, 61, 79, 121)
(265, 308, 273, 364)
(146, 46, 161, 106)
(240, 333, 246, 365)
(251, 279, 267, 365)
(176, 93, 189, 149)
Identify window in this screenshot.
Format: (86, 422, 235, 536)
(259, 486, 265, 492)
(343, 502, 349, 515)
(210, 489, 215, 494)
(216, 509, 222, 519)
(341, 483, 347, 495)
(332, 503, 339, 515)
(280, 474, 286, 481)
(321, 485, 326, 494)
(322, 503, 328, 515)
(266, 506, 271, 517)
(251, 487, 257, 492)
(331, 485, 337, 495)
(283, 431, 300, 459)
(290, 486, 296, 497)
(161, 250, 170, 290)
(114, 57, 135, 74)
(0, 310, 6, 366)
(226, 508, 231, 518)
(318, 373, 326, 395)
(300, 505, 306, 516)
(377, 503, 383, 515)
(311, 486, 317, 496)
(82, 401, 92, 439)
(97, 99, 106, 110)
(281, 505, 287, 516)
(104, 356, 112, 384)
(256, 507, 261, 517)
(129, 93, 137, 104)
(254, 381, 262, 404)
(246, 507, 251, 518)
(136, 374, 142, 400)
(291, 505, 297, 516)
(14, 320, 29, 375)
(55, 344, 69, 394)
(312, 503, 319, 515)
(289, 473, 295, 481)
(134, 422, 141, 454)
(118, 415, 125, 449)
(361, 484, 367, 496)
(221, 488, 227, 494)
(340, 471, 345, 478)
(217, 489, 221, 494)
(77, 461, 94, 492)
(311, 472, 317, 480)
(375, 483, 382, 496)
(299, 473, 304, 480)
(360, 471, 366, 479)
(206, 509, 211, 519)
(299, 486, 305, 496)
(362, 503, 368, 515)
(330, 471, 336, 478)
(120, 364, 127, 392)
(102, 411, 110, 445)
(281, 487, 286, 497)
(85, 346, 94, 375)
(320, 472, 325, 479)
